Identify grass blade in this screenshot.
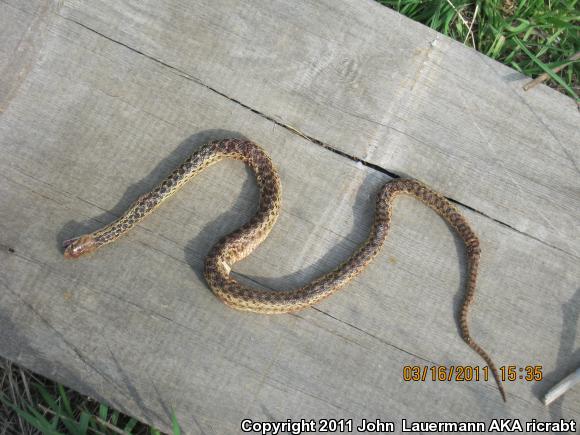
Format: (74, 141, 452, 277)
(35, 384, 61, 415)
(172, 411, 181, 435)
(514, 37, 579, 99)
(0, 393, 63, 435)
(99, 402, 109, 420)
(58, 384, 74, 417)
(124, 417, 138, 433)
(79, 411, 91, 434)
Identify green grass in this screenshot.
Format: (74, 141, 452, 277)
(378, 0, 579, 99)
(1, 2, 578, 434)
(0, 358, 178, 434)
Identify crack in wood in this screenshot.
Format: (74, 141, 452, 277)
(310, 307, 435, 365)
(58, 15, 578, 261)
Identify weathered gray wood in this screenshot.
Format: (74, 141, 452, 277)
(1, 1, 579, 434)
(58, 0, 580, 258)
(0, 0, 51, 110)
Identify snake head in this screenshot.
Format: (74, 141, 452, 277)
(63, 235, 98, 259)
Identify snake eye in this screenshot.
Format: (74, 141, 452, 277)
(62, 237, 78, 249)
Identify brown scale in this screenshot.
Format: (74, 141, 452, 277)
(63, 138, 505, 402)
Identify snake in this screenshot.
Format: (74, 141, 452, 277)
(63, 138, 505, 401)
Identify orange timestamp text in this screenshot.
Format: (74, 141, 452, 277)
(402, 365, 543, 382)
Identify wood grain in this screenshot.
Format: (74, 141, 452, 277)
(58, 0, 580, 257)
(1, 1, 578, 433)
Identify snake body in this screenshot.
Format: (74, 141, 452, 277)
(63, 138, 505, 401)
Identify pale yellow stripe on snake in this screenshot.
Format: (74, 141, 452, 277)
(63, 138, 506, 401)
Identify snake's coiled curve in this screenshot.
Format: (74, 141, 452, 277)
(63, 138, 505, 401)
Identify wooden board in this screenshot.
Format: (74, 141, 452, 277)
(59, 0, 580, 257)
(1, 1, 579, 433)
